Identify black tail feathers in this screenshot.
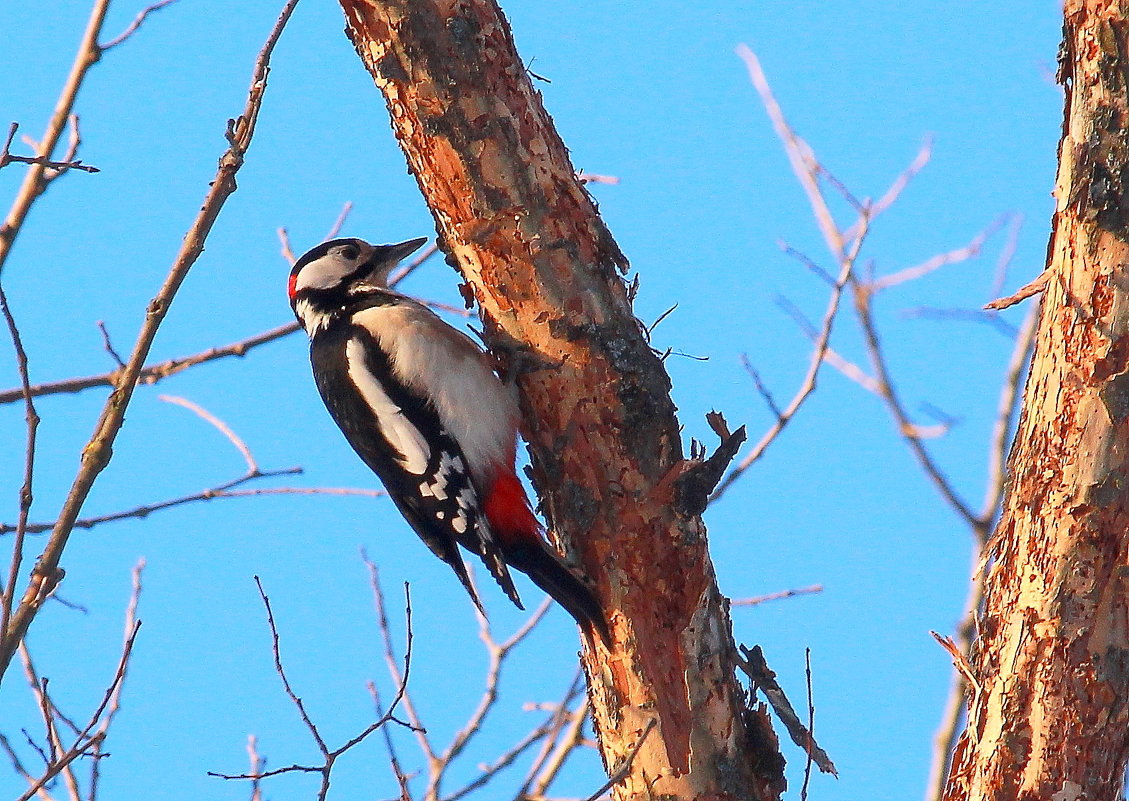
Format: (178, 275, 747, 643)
(504, 543, 611, 645)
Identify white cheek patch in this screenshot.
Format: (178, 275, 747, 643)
(295, 298, 332, 335)
(294, 255, 352, 293)
(346, 338, 431, 474)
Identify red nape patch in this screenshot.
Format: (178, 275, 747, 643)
(483, 470, 540, 546)
(287, 272, 298, 299)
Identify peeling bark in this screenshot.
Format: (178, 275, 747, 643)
(943, 3, 1129, 799)
(335, 1, 786, 799)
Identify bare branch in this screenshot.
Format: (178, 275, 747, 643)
(0, 0, 114, 276)
(899, 307, 1018, 339)
(246, 736, 265, 801)
(256, 576, 329, 755)
(773, 295, 882, 394)
(850, 279, 979, 527)
(215, 575, 414, 800)
(0, 122, 99, 175)
(984, 269, 1049, 311)
(872, 215, 1007, 292)
(580, 718, 657, 801)
(15, 620, 142, 801)
(324, 201, 354, 240)
(438, 592, 554, 793)
(845, 137, 933, 237)
(366, 555, 435, 767)
(732, 584, 823, 607)
(800, 649, 816, 801)
(0, 0, 302, 683)
(159, 394, 257, 472)
(712, 212, 870, 499)
(0, 321, 302, 405)
(0, 481, 383, 536)
(514, 671, 587, 801)
(980, 300, 1040, 532)
(0, 284, 39, 637)
(0, 213, 439, 407)
(99, 0, 179, 51)
(737, 645, 836, 777)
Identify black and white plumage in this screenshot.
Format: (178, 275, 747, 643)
(288, 237, 607, 640)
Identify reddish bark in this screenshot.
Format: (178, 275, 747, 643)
(336, 1, 786, 798)
(943, 3, 1129, 799)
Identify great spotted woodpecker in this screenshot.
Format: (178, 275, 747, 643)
(288, 237, 607, 641)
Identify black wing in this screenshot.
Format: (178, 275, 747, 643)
(309, 322, 522, 611)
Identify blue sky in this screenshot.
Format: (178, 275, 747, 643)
(1, 1, 1062, 799)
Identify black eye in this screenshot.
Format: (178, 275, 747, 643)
(340, 245, 360, 261)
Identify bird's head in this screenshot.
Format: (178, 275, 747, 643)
(288, 237, 427, 330)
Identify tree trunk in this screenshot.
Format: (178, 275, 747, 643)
(943, 3, 1129, 799)
(336, 1, 786, 798)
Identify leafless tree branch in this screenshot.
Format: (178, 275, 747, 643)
(0, 123, 99, 174)
(0, 0, 114, 277)
(0, 284, 39, 638)
(984, 269, 1049, 311)
(736, 645, 836, 777)
(99, 0, 180, 52)
(212, 574, 414, 801)
(0, 0, 302, 683)
(732, 584, 824, 607)
(14, 618, 142, 801)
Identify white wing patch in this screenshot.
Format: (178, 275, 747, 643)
(346, 337, 430, 474)
(350, 304, 520, 486)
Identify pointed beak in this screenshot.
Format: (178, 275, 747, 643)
(386, 237, 428, 264)
(362, 237, 429, 286)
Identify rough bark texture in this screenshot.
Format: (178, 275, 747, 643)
(336, 1, 786, 798)
(942, 3, 1129, 799)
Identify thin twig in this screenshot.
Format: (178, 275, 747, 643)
(15, 621, 142, 801)
(580, 718, 657, 801)
(519, 672, 588, 801)
(95, 322, 125, 368)
(732, 584, 823, 607)
(255, 576, 328, 755)
(366, 555, 435, 768)
(0, 284, 39, 637)
(88, 559, 145, 801)
(2, 397, 383, 536)
(246, 736, 265, 801)
(369, 682, 413, 801)
(737, 645, 836, 776)
(214, 576, 414, 801)
(851, 279, 979, 527)
(712, 213, 869, 499)
(100, 0, 179, 51)
(924, 301, 1040, 801)
(0, 481, 383, 535)
(872, 215, 1007, 291)
(325, 201, 354, 240)
(985, 270, 1049, 311)
(0, 0, 113, 277)
(0, 321, 301, 405)
(436, 594, 554, 797)
(979, 300, 1040, 533)
(800, 649, 816, 801)
(159, 394, 257, 472)
(0, 0, 302, 685)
